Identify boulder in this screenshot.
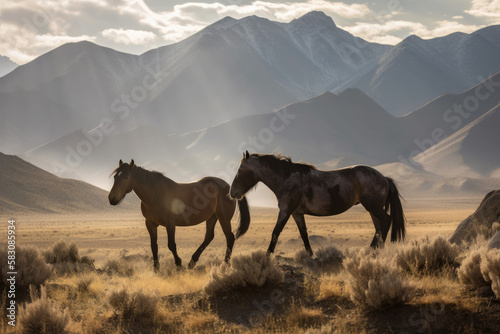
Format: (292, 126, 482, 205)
(450, 190, 500, 245)
(488, 231, 500, 249)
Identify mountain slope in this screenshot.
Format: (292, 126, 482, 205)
(0, 152, 137, 214)
(338, 27, 500, 115)
(414, 103, 500, 178)
(23, 89, 411, 189)
(0, 12, 389, 153)
(0, 56, 17, 78)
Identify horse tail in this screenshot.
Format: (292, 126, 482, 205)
(385, 177, 406, 242)
(235, 196, 251, 239)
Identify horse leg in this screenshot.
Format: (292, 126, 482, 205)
(188, 215, 217, 269)
(292, 213, 313, 256)
(166, 224, 182, 267)
(267, 209, 291, 255)
(145, 220, 159, 271)
(369, 209, 391, 248)
(219, 216, 235, 263)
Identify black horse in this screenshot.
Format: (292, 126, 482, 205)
(229, 152, 405, 255)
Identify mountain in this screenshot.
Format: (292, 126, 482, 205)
(23, 88, 411, 188)
(0, 12, 388, 153)
(397, 71, 500, 156)
(0, 56, 17, 78)
(337, 27, 500, 115)
(0, 152, 137, 214)
(414, 103, 500, 179)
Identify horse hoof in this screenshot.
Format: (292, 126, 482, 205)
(188, 261, 196, 269)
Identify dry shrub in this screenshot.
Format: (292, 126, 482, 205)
(108, 288, 158, 322)
(43, 240, 94, 275)
(18, 286, 70, 334)
(395, 236, 460, 276)
(480, 249, 500, 299)
(295, 246, 344, 272)
(344, 253, 412, 309)
(103, 259, 135, 277)
(204, 250, 284, 295)
(0, 245, 52, 290)
(457, 249, 489, 287)
(76, 276, 94, 294)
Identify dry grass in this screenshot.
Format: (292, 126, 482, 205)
(395, 236, 460, 276)
(0, 245, 52, 290)
(458, 249, 489, 287)
(480, 249, 500, 299)
(344, 248, 413, 309)
(18, 286, 70, 334)
(204, 250, 284, 295)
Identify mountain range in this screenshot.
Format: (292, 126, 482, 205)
(2, 11, 500, 206)
(4, 12, 500, 154)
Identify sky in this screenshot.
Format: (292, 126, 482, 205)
(1, 0, 499, 64)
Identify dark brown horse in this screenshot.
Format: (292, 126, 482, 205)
(108, 159, 250, 270)
(229, 152, 405, 255)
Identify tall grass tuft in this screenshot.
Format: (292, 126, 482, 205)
(18, 286, 70, 334)
(204, 250, 284, 295)
(344, 251, 412, 309)
(395, 236, 460, 276)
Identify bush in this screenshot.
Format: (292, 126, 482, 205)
(395, 236, 460, 276)
(103, 259, 135, 277)
(0, 245, 52, 290)
(344, 252, 412, 309)
(18, 286, 70, 334)
(108, 289, 158, 322)
(204, 250, 284, 295)
(43, 240, 94, 275)
(480, 249, 500, 299)
(294, 246, 344, 272)
(458, 249, 489, 287)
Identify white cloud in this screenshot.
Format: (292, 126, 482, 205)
(343, 20, 483, 45)
(466, 0, 500, 19)
(102, 28, 156, 45)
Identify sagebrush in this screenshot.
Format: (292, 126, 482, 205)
(43, 240, 94, 274)
(0, 245, 52, 290)
(204, 250, 284, 295)
(108, 288, 158, 322)
(18, 286, 70, 334)
(344, 251, 412, 309)
(395, 236, 459, 276)
(480, 249, 500, 299)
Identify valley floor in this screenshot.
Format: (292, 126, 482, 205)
(2, 196, 499, 333)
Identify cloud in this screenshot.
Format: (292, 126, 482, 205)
(343, 20, 483, 45)
(101, 28, 157, 45)
(466, 0, 500, 20)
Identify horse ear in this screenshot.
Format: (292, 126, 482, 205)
(119, 159, 123, 166)
(130, 159, 135, 167)
(245, 150, 250, 159)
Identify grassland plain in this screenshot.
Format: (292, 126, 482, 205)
(1, 198, 500, 333)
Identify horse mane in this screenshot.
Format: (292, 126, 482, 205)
(254, 153, 316, 177)
(133, 166, 174, 187)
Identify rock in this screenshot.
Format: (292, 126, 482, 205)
(450, 190, 500, 245)
(488, 231, 500, 249)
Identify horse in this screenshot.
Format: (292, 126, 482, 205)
(108, 159, 250, 270)
(229, 151, 405, 256)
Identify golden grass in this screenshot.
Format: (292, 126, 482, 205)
(3, 199, 500, 333)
